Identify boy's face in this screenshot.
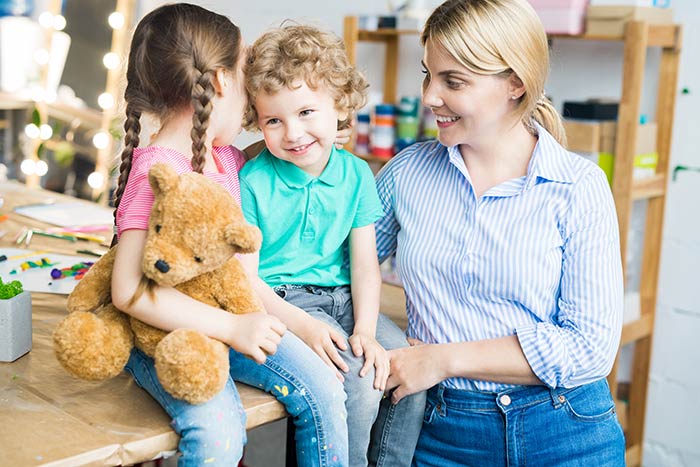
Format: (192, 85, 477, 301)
(255, 80, 344, 177)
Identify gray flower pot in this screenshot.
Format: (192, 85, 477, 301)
(0, 290, 32, 362)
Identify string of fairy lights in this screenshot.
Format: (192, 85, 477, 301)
(19, 5, 130, 195)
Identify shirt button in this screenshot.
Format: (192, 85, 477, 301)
(499, 395, 512, 406)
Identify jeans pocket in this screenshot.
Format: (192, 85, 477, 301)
(423, 398, 438, 425)
(562, 390, 616, 423)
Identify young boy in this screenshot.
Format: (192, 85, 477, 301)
(240, 25, 425, 467)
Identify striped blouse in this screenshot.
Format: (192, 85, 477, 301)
(375, 124, 623, 391)
(116, 145, 246, 238)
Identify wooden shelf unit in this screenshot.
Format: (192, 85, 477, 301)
(343, 16, 682, 467)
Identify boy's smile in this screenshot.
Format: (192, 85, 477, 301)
(256, 80, 344, 177)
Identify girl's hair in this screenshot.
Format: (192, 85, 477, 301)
(421, 0, 566, 145)
(113, 3, 242, 215)
(243, 24, 369, 131)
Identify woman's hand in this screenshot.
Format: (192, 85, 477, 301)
(335, 121, 354, 149)
(295, 317, 350, 381)
(228, 312, 287, 364)
(349, 333, 390, 391)
(386, 340, 449, 403)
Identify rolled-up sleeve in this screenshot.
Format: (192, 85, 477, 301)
(516, 168, 624, 388)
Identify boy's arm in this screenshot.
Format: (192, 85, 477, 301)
(237, 251, 350, 380)
(349, 223, 389, 390)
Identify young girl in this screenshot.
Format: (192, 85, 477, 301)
(240, 25, 425, 467)
(380, 0, 625, 466)
(110, 4, 348, 466)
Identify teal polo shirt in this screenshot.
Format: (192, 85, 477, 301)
(240, 146, 384, 288)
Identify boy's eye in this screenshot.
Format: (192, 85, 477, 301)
(300, 109, 313, 117)
(266, 118, 280, 125)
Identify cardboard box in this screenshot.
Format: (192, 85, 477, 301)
(564, 119, 601, 153)
(586, 6, 674, 37)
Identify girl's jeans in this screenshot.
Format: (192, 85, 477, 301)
(125, 329, 349, 467)
(276, 284, 426, 467)
(413, 378, 625, 467)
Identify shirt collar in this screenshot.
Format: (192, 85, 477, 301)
(526, 121, 576, 186)
(270, 145, 342, 188)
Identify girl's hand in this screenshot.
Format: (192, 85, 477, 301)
(349, 333, 390, 391)
(335, 121, 354, 149)
(228, 312, 287, 364)
(386, 342, 448, 404)
(296, 318, 350, 382)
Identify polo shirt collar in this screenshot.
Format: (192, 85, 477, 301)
(271, 146, 342, 188)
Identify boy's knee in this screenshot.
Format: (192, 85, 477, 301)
(177, 414, 246, 465)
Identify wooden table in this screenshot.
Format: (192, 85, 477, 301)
(0, 180, 409, 467)
(0, 181, 287, 467)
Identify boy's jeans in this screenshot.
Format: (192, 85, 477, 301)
(276, 284, 426, 467)
(126, 329, 349, 467)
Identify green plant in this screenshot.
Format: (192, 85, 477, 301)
(0, 278, 24, 299)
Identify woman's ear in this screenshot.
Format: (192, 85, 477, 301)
(508, 72, 526, 100)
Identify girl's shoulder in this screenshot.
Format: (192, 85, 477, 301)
(213, 145, 247, 173)
(130, 146, 193, 176)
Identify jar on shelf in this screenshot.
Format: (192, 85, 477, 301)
(354, 113, 370, 154)
(371, 104, 396, 158)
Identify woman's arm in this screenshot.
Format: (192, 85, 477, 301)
(387, 336, 541, 403)
(111, 229, 286, 363)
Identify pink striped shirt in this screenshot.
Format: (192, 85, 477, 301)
(116, 145, 246, 237)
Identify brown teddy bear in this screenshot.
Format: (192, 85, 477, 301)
(53, 163, 264, 404)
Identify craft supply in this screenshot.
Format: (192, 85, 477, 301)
(0, 214, 8, 222)
(76, 249, 107, 257)
(31, 230, 77, 242)
(50, 261, 94, 281)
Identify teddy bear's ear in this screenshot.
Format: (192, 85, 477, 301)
(225, 224, 262, 254)
(148, 163, 179, 196)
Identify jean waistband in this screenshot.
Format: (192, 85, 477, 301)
(428, 379, 610, 412)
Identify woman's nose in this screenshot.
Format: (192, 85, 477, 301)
(422, 81, 442, 109)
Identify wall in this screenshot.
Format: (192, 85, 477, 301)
(133, 0, 700, 465)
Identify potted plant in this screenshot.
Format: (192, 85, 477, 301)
(0, 278, 32, 362)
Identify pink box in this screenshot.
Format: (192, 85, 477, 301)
(528, 0, 589, 35)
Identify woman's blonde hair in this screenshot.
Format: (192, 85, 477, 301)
(421, 0, 566, 145)
(244, 24, 368, 131)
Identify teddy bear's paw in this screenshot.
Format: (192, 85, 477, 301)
(154, 329, 229, 404)
(53, 306, 133, 380)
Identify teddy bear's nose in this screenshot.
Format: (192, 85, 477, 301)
(154, 259, 170, 273)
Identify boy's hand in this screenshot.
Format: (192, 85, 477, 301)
(296, 318, 350, 382)
(228, 312, 286, 364)
(349, 333, 390, 391)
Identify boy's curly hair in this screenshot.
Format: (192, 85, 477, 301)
(244, 24, 369, 131)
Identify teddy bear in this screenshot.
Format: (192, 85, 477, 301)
(53, 163, 264, 404)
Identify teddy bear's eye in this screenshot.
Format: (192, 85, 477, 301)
(194, 256, 203, 263)
(155, 224, 162, 233)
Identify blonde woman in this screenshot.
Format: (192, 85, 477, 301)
(376, 0, 626, 465)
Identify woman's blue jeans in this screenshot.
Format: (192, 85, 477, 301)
(276, 284, 426, 467)
(125, 329, 349, 467)
(413, 378, 625, 467)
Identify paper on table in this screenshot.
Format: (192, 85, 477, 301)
(0, 248, 97, 294)
(14, 201, 113, 228)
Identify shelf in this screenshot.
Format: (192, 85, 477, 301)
(358, 28, 421, 41)
(549, 24, 681, 48)
(621, 314, 654, 346)
(631, 174, 667, 200)
(0, 91, 102, 128)
(356, 152, 394, 164)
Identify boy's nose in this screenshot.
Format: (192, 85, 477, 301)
(284, 122, 303, 142)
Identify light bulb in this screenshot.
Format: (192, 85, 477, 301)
(108, 12, 125, 30)
(24, 124, 40, 139)
(98, 92, 114, 110)
(35, 160, 49, 176)
(87, 171, 105, 189)
(53, 15, 66, 31)
(38, 11, 53, 28)
(39, 124, 53, 140)
(103, 52, 120, 70)
(92, 131, 110, 149)
(20, 159, 36, 175)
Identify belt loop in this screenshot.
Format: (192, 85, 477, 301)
(549, 386, 566, 408)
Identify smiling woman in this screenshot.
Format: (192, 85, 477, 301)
(376, 1, 626, 466)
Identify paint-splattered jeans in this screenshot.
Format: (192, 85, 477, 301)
(125, 330, 349, 467)
(275, 284, 426, 467)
